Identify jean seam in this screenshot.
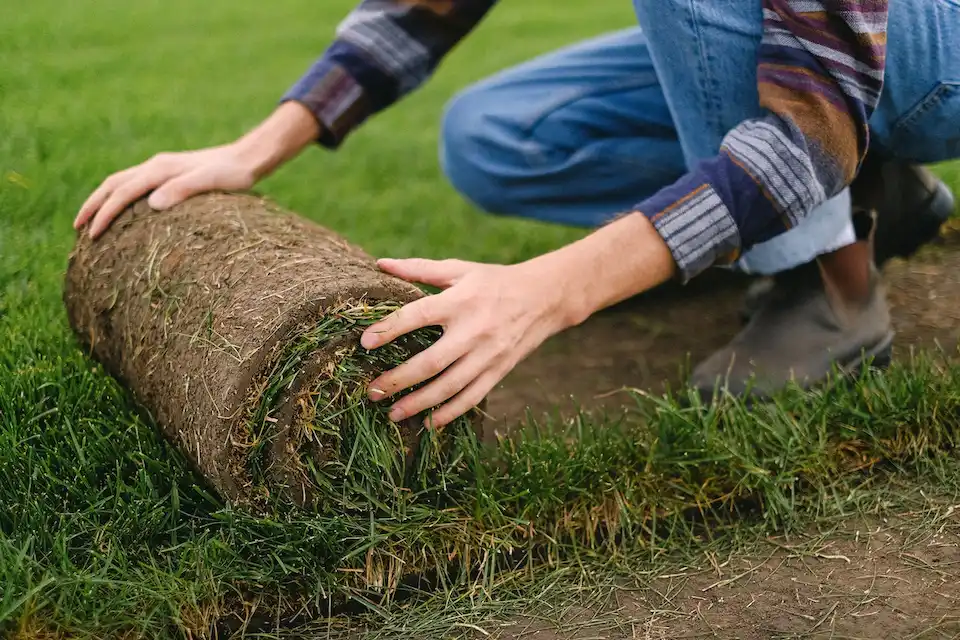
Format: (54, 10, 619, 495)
(516, 75, 664, 168)
(890, 81, 960, 136)
(509, 73, 659, 132)
(688, 0, 722, 138)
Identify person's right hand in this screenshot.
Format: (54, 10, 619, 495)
(74, 144, 258, 239)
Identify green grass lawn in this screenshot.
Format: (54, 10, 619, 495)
(0, 3, 630, 636)
(4, 2, 960, 638)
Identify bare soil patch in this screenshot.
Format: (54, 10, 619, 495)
(485, 510, 960, 639)
(475, 231, 960, 639)
(486, 232, 960, 430)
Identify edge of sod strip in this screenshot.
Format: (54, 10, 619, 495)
(291, 349, 960, 605)
(173, 349, 960, 630)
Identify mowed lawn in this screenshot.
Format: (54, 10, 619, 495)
(3, 1, 960, 638)
(0, 1, 630, 636)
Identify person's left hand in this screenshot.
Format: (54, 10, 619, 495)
(361, 257, 573, 429)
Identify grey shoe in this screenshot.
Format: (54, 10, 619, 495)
(853, 157, 955, 265)
(739, 160, 954, 324)
(689, 258, 894, 402)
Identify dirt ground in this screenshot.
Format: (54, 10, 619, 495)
(477, 231, 960, 639)
(483, 509, 960, 640)
(486, 230, 960, 429)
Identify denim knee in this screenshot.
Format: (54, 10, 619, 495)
(439, 89, 517, 215)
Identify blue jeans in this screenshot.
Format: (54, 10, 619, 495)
(440, 0, 960, 275)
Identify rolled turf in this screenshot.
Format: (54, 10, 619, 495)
(63, 192, 481, 510)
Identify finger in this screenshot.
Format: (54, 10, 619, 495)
(88, 170, 172, 238)
(147, 169, 209, 210)
(376, 258, 473, 289)
(424, 367, 501, 429)
(385, 350, 484, 422)
(368, 332, 469, 400)
(74, 168, 137, 229)
(360, 296, 446, 350)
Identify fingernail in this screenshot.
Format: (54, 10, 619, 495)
(147, 195, 168, 210)
(376, 258, 399, 270)
(360, 333, 378, 350)
(369, 387, 385, 401)
(389, 407, 405, 422)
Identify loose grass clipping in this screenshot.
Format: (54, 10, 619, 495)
(63, 192, 482, 509)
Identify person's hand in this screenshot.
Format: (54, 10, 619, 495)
(361, 257, 576, 429)
(74, 101, 321, 238)
(73, 144, 258, 238)
(359, 212, 679, 429)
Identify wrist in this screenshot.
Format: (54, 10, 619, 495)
(228, 138, 276, 182)
(231, 101, 322, 180)
(523, 251, 594, 332)
(532, 212, 677, 329)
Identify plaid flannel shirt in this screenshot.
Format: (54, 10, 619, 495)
(282, 1, 889, 282)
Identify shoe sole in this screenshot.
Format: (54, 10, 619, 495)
(835, 329, 895, 377)
(687, 330, 896, 408)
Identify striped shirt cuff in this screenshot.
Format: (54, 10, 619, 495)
(280, 58, 373, 149)
(639, 183, 741, 283)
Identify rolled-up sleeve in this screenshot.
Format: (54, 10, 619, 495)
(636, 0, 889, 282)
(281, 1, 499, 148)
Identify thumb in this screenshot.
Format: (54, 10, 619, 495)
(377, 258, 473, 289)
(147, 171, 209, 210)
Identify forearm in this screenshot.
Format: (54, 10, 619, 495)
(231, 102, 321, 180)
(282, 0, 498, 148)
(527, 212, 676, 328)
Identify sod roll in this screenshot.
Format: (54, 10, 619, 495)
(64, 192, 478, 508)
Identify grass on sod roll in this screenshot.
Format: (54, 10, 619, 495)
(240, 301, 450, 504)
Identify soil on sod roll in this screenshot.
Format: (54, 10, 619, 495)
(63, 192, 480, 508)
